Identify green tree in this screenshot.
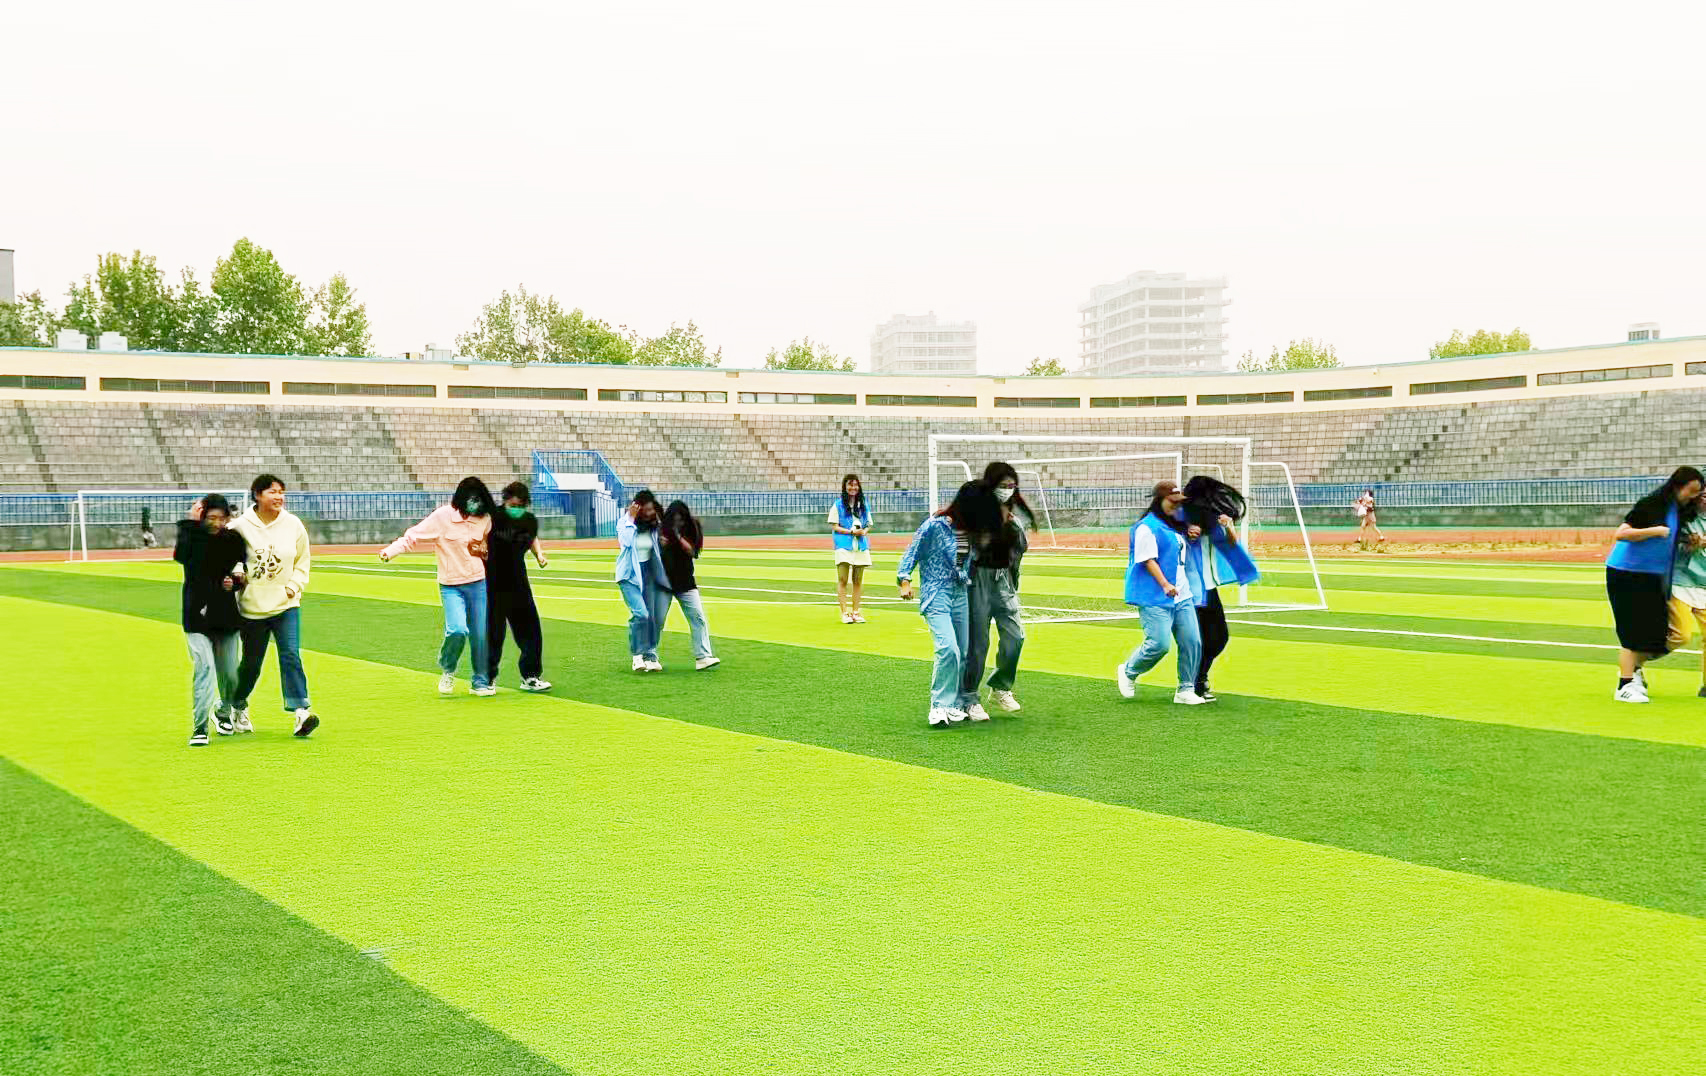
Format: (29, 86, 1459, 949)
(632, 320, 721, 367)
(210, 238, 309, 354)
(1024, 357, 1067, 376)
(1429, 328, 1532, 359)
(1238, 338, 1341, 372)
(762, 337, 854, 371)
(169, 271, 221, 353)
(303, 272, 372, 357)
(61, 251, 183, 349)
(0, 291, 61, 347)
(456, 286, 636, 364)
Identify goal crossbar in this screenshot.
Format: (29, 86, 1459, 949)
(68, 488, 245, 561)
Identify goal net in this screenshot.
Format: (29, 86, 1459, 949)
(68, 489, 245, 561)
(927, 434, 1327, 622)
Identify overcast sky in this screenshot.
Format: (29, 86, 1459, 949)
(6, 1, 1704, 373)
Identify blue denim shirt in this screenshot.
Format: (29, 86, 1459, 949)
(614, 513, 657, 587)
(897, 517, 972, 604)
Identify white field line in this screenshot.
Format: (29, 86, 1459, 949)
(320, 563, 907, 603)
(1222, 617, 1701, 655)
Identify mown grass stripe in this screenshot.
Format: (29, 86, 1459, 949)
(0, 759, 571, 1076)
(4, 570, 1701, 918)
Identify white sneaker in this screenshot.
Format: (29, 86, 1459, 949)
(233, 709, 254, 733)
(644, 659, 664, 672)
(1116, 665, 1136, 699)
(438, 672, 456, 695)
(1172, 689, 1208, 705)
(472, 684, 497, 697)
(945, 707, 969, 724)
(695, 656, 721, 670)
(841, 612, 854, 624)
(292, 707, 320, 737)
(633, 655, 647, 672)
(1614, 682, 1650, 703)
(989, 690, 1021, 712)
(1634, 668, 1647, 687)
(851, 612, 866, 623)
(519, 677, 552, 692)
(927, 708, 951, 727)
(966, 703, 991, 722)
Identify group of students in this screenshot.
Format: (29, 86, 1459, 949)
(1605, 465, 1706, 702)
(892, 465, 1261, 726)
(173, 475, 319, 745)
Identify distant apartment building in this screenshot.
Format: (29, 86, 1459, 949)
(869, 313, 977, 375)
(1077, 270, 1229, 376)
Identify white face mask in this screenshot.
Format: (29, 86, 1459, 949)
(995, 486, 1015, 503)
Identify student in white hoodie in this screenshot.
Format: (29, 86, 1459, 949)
(229, 474, 320, 738)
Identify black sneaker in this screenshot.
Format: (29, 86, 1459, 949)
(1698, 686, 1706, 698)
(188, 732, 209, 747)
(1197, 688, 1217, 702)
(213, 713, 235, 736)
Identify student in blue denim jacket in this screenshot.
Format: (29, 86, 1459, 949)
(897, 481, 1004, 728)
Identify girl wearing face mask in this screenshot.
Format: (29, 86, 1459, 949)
(1116, 480, 1207, 705)
(960, 461, 1033, 719)
(175, 493, 248, 746)
(381, 476, 497, 696)
(615, 490, 668, 671)
(485, 481, 551, 692)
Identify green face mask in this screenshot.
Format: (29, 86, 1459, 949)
(463, 498, 484, 516)
(504, 505, 526, 520)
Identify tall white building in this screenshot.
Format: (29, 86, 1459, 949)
(1077, 270, 1229, 376)
(869, 313, 977, 375)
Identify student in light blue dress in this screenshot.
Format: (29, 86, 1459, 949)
(897, 481, 1004, 728)
(615, 490, 668, 672)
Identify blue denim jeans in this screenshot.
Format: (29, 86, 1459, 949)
(920, 585, 970, 710)
(618, 559, 668, 659)
(234, 606, 309, 712)
(659, 587, 715, 660)
(1123, 600, 1203, 691)
(439, 581, 491, 688)
(185, 631, 240, 735)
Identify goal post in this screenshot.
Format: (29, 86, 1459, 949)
(67, 489, 245, 561)
(925, 433, 1327, 620)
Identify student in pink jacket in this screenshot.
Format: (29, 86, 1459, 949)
(380, 477, 498, 696)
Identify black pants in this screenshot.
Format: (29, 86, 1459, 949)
(1193, 589, 1229, 693)
(486, 587, 544, 682)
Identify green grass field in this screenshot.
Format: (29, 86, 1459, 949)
(2, 547, 1702, 1075)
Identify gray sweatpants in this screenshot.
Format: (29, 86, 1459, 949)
(962, 566, 1025, 702)
(186, 631, 240, 736)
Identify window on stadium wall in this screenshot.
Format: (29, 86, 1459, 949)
(100, 377, 271, 394)
(1196, 391, 1294, 406)
(283, 382, 437, 397)
(1536, 364, 1672, 387)
(449, 385, 588, 400)
(1088, 395, 1187, 408)
(1409, 375, 1526, 395)
(1688, 362, 1706, 377)
(0, 374, 86, 390)
(994, 397, 1082, 408)
(597, 389, 729, 403)
(736, 392, 857, 405)
(1302, 386, 1392, 402)
(866, 394, 977, 407)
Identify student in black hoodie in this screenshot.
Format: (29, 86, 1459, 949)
(657, 500, 720, 670)
(485, 481, 552, 692)
(174, 494, 248, 746)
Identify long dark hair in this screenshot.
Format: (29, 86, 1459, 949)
(662, 499, 703, 554)
(937, 480, 1003, 542)
(840, 474, 867, 519)
(452, 476, 496, 518)
(1633, 466, 1706, 522)
(980, 460, 1035, 530)
(1181, 475, 1246, 529)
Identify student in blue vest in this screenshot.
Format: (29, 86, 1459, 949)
(1116, 479, 1209, 705)
(1606, 466, 1703, 702)
(1178, 476, 1261, 701)
(828, 474, 873, 623)
(898, 481, 1003, 728)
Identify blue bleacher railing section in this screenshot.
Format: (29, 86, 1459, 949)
(1, 475, 1668, 531)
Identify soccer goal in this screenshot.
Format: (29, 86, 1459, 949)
(67, 489, 244, 561)
(927, 433, 1327, 621)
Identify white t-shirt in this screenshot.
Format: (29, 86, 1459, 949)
(632, 530, 653, 562)
(1131, 525, 1193, 605)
